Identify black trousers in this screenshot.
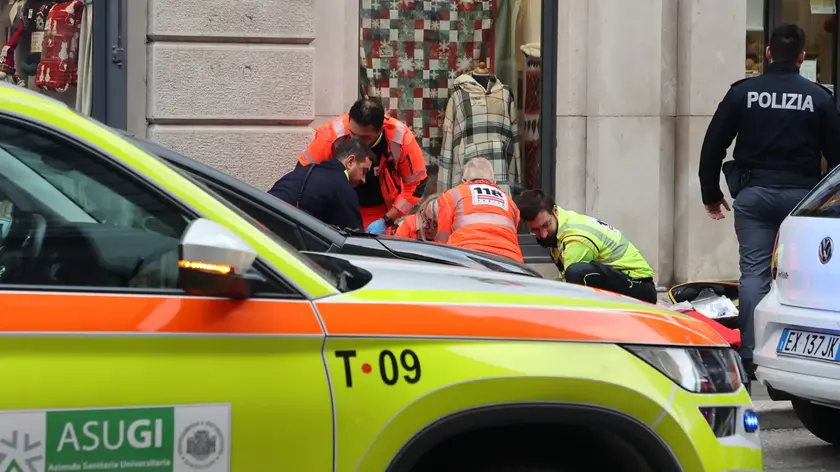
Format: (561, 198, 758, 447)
(565, 262, 658, 304)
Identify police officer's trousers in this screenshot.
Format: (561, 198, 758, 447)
(734, 186, 809, 364)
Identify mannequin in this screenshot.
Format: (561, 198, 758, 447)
(437, 61, 521, 195)
(472, 61, 491, 90)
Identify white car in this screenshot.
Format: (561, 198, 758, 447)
(754, 169, 840, 446)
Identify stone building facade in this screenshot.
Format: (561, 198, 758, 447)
(129, 0, 756, 285)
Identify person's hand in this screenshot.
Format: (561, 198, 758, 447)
(705, 199, 731, 220)
(366, 218, 388, 234)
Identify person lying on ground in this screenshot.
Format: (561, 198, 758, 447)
(390, 193, 441, 241)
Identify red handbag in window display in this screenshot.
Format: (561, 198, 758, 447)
(35, 0, 85, 92)
(520, 43, 541, 190)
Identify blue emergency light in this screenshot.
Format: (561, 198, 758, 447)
(743, 409, 759, 433)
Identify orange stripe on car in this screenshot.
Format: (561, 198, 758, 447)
(316, 303, 726, 346)
(0, 292, 322, 335)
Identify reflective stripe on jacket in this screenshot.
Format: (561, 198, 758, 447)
(297, 114, 428, 216)
(435, 180, 523, 263)
(549, 206, 654, 280)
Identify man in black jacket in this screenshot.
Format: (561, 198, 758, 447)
(699, 24, 840, 377)
(268, 138, 377, 230)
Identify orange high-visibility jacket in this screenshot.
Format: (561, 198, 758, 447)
(393, 214, 419, 239)
(436, 179, 524, 263)
(297, 114, 428, 216)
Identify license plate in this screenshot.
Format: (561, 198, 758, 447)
(777, 329, 840, 361)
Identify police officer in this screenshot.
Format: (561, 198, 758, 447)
(699, 23, 840, 378)
(269, 138, 377, 230)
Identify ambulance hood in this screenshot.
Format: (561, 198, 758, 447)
(309, 252, 729, 347)
(323, 252, 635, 303)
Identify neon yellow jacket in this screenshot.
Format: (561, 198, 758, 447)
(549, 206, 655, 280)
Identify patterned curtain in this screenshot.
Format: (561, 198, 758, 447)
(359, 0, 496, 164)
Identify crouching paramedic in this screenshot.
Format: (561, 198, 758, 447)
(268, 138, 376, 230)
(517, 190, 657, 303)
(435, 158, 523, 262)
(297, 98, 428, 234)
(391, 193, 440, 241)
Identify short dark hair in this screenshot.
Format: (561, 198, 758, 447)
(516, 190, 556, 221)
(769, 24, 806, 63)
(334, 138, 379, 166)
(348, 99, 385, 131)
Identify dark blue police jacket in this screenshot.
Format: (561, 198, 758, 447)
(699, 61, 840, 205)
(268, 158, 363, 230)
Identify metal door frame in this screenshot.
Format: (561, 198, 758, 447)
(516, 0, 558, 263)
(91, 0, 127, 129)
(765, 0, 840, 107)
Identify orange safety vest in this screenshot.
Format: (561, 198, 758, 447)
(436, 179, 524, 263)
(393, 214, 420, 239)
(297, 115, 428, 215)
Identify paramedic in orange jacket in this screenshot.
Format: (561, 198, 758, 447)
(435, 158, 524, 262)
(393, 193, 440, 240)
(297, 98, 428, 234)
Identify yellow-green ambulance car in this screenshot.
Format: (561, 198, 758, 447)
(0, 83, 760, 471)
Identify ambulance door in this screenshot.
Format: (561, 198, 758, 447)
(0, 118, 333, 471)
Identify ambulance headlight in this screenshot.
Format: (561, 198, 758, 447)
(624, 346, 742, 394)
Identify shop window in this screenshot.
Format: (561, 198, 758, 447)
(746, 0, 765, 76)
(0, 1, 94, 115)
(358, 0, 543, 233)
(780, 0, 836, 93)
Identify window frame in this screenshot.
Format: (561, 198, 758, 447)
(764, 0, 840, 108)
(120, 133, 349, 253)
(355, 0, 558, 264)
(790, 161, 840, 216)
(0, 113, 304, 300)
(92, 0, 128, 130)
(185, 170, 331, 253)
(521, 0, 559, 264)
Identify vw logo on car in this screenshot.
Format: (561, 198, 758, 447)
(819, 237, 834, 265)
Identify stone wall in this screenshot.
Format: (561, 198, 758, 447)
(144, 0, 357, 191)
(554, 0, 745, 285)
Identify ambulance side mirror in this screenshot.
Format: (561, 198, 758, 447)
(177, 218, 258, 299)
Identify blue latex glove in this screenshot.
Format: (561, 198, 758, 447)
(366, 218, 388, 234)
